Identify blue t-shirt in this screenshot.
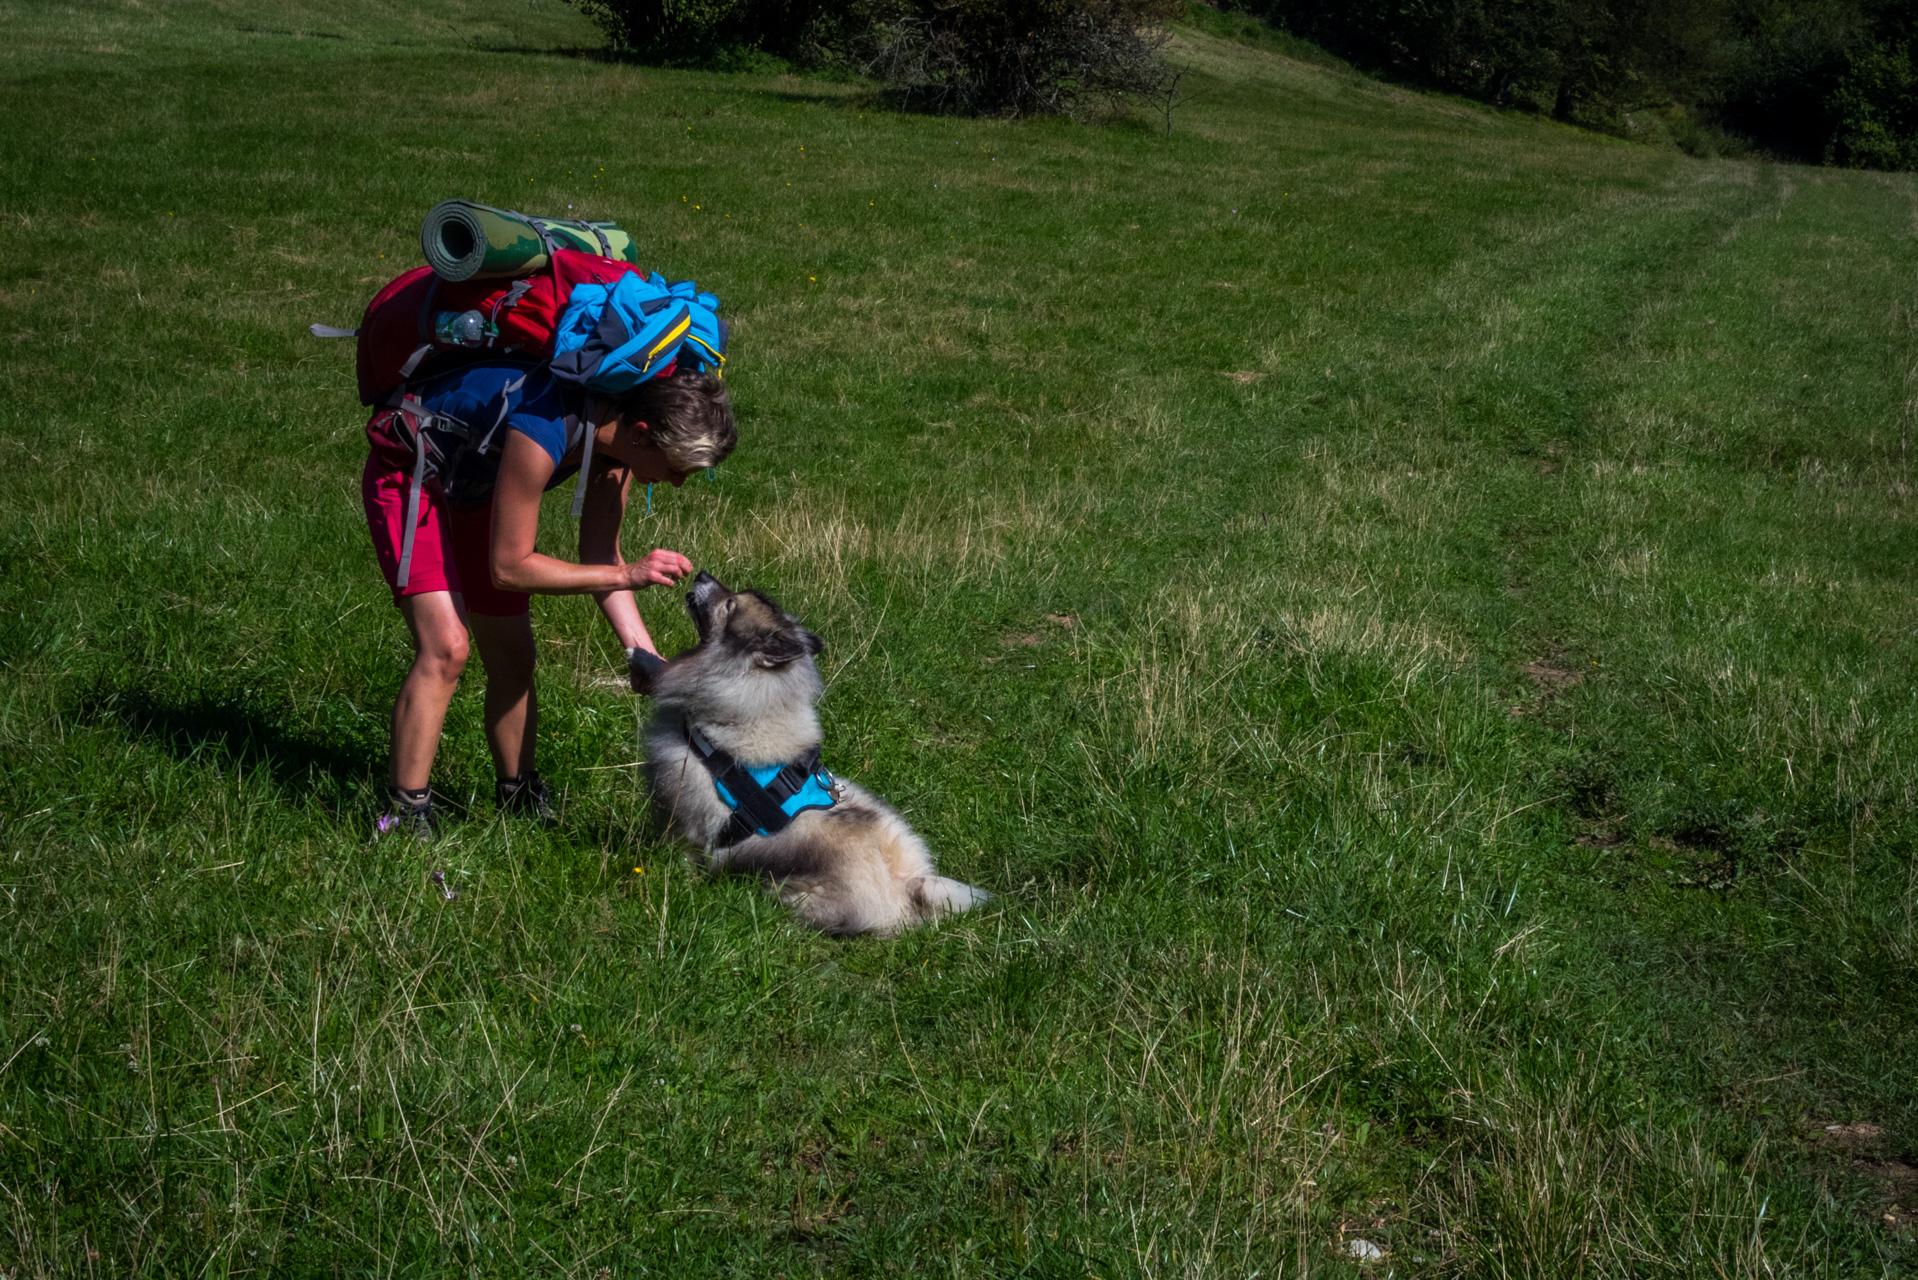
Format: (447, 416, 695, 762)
(412, 361, 582, 505)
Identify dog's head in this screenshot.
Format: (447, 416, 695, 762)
(682, 571, 825, 673)
(648, 572, 826, 772)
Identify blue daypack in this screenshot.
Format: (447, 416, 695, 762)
(549, 272, 727, 393)
(543, 268, 728, 515)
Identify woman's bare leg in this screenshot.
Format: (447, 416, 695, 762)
(391, 591, 469, 791)
(469, 612, 538, 780)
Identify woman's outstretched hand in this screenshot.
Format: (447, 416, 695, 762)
(623, 549, 694, 590)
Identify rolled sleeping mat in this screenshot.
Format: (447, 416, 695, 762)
(535, 217, 638, 264)
(420, 200, 640, 281)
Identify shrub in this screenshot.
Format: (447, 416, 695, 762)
(866, 0, 1182, 116)
(1714, 3, 1917, 168)
(566, 0, 874, 62)
(1826, 40, 1918, 167)
(1210, 0, 1713, 127)
(568, 0, 1181, 113)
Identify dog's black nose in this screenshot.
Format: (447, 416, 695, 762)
(688, 571, 729, 605)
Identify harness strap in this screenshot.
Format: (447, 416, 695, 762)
(685, 723, 829, 846)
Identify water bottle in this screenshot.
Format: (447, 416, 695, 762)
(433, 310, 486, 346)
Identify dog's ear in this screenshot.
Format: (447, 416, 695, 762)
(752, 628, 820, 669)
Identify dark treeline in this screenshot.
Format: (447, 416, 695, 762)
(1231, 0, 1917, 168)
(569, 0, 1916, 159)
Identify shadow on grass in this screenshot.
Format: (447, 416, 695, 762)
(87, 686, 384, 800)
(480, 42, 873, 103)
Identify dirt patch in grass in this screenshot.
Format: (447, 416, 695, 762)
(1509, 656, 1584, 715)
(1638, 832, 1739, 890)
(1808, 1121, 1917, 1236)
(1520, 660, 1583, 690)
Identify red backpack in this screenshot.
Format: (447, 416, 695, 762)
(312, 248, 726, 587)
(341, 249, 651, 406)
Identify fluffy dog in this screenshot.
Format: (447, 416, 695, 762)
(644, 572, 988, 936)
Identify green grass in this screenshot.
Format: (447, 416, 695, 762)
(3, 1, 1917, 1274)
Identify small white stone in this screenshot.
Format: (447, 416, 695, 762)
(1346, 1239, 1384, 1261)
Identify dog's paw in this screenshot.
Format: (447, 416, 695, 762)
(627, 646, 665, 695)
(914, 875, 989, 918)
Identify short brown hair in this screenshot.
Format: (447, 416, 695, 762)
(618, 368, 736, 472)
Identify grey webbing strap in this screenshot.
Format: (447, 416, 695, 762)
(570, 409, 595, 518)
(487, 279, 534, 347)
(532, 221, 558, 265)
(396, 416, 429, 590)
(474, 373, 525, 458)
(398, 343, 433, 379)
(590, 224, 612, 257)
(308, 323, 358, 338)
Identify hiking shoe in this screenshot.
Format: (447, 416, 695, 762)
(495, 771, 557, 828)
(380, 786, 443, 843)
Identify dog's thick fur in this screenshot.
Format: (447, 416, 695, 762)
(644, 572, 988, 937)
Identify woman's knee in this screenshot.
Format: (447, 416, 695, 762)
(488, 649, 536, 687)
(398, 591, 471, 684)
(415, 629, 470, 682)
(471, 616, 537, 686)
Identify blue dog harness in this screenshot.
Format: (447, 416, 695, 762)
(685, 723, 839, 845)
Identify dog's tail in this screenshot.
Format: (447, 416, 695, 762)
(912, 875, 990, 921)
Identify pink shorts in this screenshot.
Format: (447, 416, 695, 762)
(362, 412, 530, 618)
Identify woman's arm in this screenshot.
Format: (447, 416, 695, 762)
(577, 461, 659, 654)
(490, 431, 691, 596)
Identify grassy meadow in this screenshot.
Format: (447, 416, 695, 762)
(3, 0, 1917, 1274)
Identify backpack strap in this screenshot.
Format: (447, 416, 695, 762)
(570, 406, 596, 519)
(385, 392, 440, 590)
(531, 220, 559, 264)
(472, 372, 525, 458)
(415, 274, 441, 342)
(588, 224, 612, 257)
(484, 279, 536, 346)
